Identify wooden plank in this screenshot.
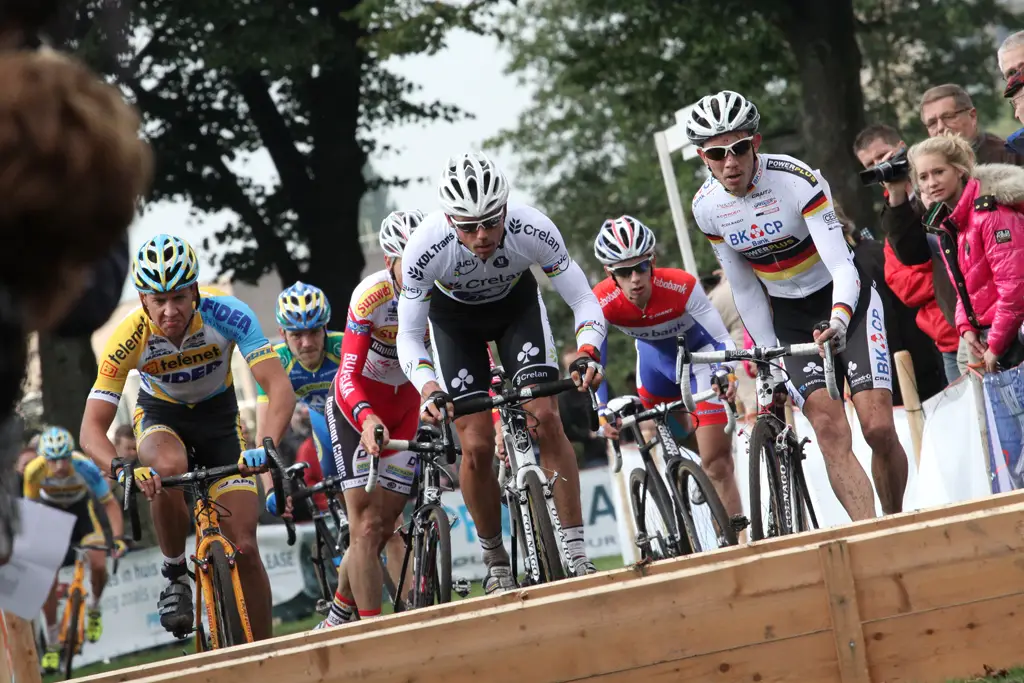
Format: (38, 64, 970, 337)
(817, 542, 870, 683)
(847, 499, 1024, 621)
(80, 491, 1024, 683)
(101, 545, 833, 683)
(0, 612, 41, 683)
(865, 591, 1024, 683)
(583, 631, 841, 682)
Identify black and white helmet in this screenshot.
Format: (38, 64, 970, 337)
(437, 151, 510, 218)
(684, 90, 760, 146)
(594, 215, 657, 266)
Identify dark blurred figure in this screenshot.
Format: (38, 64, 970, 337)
(558, 350, 611, 467)
(854, 123, 961, 383)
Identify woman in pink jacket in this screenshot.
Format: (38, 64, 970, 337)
(908, 133, 1024, 372)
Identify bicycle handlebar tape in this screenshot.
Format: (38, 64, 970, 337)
(263, 437, 287, 511)
(454, 394, 496, 417)
(527, 377, 578, 400)
(284, 518, 296, 547)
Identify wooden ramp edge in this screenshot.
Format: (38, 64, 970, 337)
(83, 491, 1024, 683)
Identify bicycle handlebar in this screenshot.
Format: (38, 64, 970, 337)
(605, 387, 736, 474)
(675, 323, 840, 411)
(367, 421, 460, 493)
(455, 376, 596, 417)
(262, 438, 294, 546)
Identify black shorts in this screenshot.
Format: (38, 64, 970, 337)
(428, 270, 559, 402)
(133, 390, 256, 495)
(324, 389, 418, 497)
(771, 281, 893, 405)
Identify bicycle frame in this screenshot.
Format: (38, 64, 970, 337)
(58, 549, 89, 653)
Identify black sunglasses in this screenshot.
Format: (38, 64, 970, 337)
(702, 138, 754, 161)
(610, 259, 653, 277)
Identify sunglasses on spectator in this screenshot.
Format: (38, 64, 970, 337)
(447, 210, 505, 233)
(610, 258, 653, 277)
(702, 138, 754, 161)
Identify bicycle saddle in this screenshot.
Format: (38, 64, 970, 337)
(607, 395, 643, 416)
(285, 462, 310, 477)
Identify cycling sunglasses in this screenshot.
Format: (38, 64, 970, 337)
(447, 210, 505, 233)
(610, 258, 653, 277)
(702, 138, 754, 161)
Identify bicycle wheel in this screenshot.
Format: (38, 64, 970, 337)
(523, 470, 566, 582)
(747, 419, 788, 541)
(61, 591, 82, 680)
(207, 542, 249, 648)
(670, 457, 737, 552)
(411, 504, 452, 608)
(628, 462, 680, 561)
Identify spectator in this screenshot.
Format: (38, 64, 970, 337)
(703, 269, 756, 415)
(919, 84, 1024, 166)
(998, 31, 1024, 82)
(832, 205, 947, 404)
(112, 424, 137, 461)
(909, 134, 1024, 373)
(290, 435, 327, 521)
(557, 350, 608, 467)
(854, 124, 960, 381)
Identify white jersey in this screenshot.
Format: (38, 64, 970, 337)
(396, 202, 607, 392)
(692, 153, 861, 347)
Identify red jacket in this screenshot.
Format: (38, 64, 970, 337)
(936, 165, 1024, 357)
(883, 240, 959, 353)
(295, 437, 328, 512)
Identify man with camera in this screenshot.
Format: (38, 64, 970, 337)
(854, 124, 960, 381)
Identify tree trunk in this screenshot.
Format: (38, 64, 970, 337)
(773, 0, 876, 232)
(38, 334, 97, 435)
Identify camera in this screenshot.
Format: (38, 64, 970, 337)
(859, 147, 910, 186)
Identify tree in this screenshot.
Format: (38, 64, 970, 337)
(80, 0, 495, 311)
(494, 0, 1015, 391)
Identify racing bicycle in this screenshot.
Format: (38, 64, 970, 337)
(117, 438, 288, 651)
(676, 323, 840, 540)
(455, 367, 598, 586)
(606, 385, 741, 562)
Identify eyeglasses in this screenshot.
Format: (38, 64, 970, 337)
(701, 138, 754, 161)
(447, 210, 505, 233)
(609, 258, 653, 277)
(923, 108, 971, 131)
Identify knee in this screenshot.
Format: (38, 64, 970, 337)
(808, 406, 848, 442)
(702, 450, 734, 482)
(89, 554, 107, 577)
(233, 532, 260, 564)
(862, 419, 898, 453)
(459, 432, 495, 471)
(352, 507, 384, 547)
(531, 404, 565, 444)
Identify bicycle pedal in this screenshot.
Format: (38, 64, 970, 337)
(453, 577, 471, 598)
(315, 599, 330, 616)
(634, 533, 650, 549)
(729, 515, 750, 533)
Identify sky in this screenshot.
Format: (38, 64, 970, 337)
(124, 30, 535, 299)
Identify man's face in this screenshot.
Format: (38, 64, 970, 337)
(142, 286, 197, 338)
(49, 457, 71, 477)
(283, 328, 325, 367)
(855, 137, 901, 169)
(921, 96, 977, 139)
(115, 436, 137, 460)
(1000, 44, 1024, 81)
(449, 207, 506, 260)
(697, 132, 761, 195)
(608, 256, 654, 307)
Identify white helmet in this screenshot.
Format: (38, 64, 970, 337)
(437, 151, 510, 218)
(594, 215, 657, 266)
(379, 210, 424, 258)
(684, 90, 760, 146)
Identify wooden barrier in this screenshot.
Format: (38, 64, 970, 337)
(0, 612, 41, 683)
(893, 350, 924, 467)
(81, 490, 1024, 683)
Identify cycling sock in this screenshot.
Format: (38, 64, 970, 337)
(562, 525, 588, 562)
(88, 594, 101, 611)
(479, 532, 509, 567)
(162, 555, 189, 585)
(325, 592, 356, 626)
(47, 623, 58, 646)
(357, 608, 382, 619)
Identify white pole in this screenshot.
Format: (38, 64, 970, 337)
(653, 131, 699, 276)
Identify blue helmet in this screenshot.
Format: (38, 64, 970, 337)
(276, 281, 331, 331)
(38, 426, 74, 460)
(132, 234, 200, 293)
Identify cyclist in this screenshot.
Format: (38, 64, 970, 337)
(259, 280, 341, 507)
(79, 234, 296, 641)
(686, 90, 908, 518)
(396, 152, 606, 590)
(317, 210, 424, 626)
(23, 426, 126, 672)
(592, 215, 744, 522)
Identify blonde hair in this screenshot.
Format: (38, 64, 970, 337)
(907, 132, 975, 187)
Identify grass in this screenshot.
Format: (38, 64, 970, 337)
(48, 554, 1019, 682)
(48, 555, 626, 680)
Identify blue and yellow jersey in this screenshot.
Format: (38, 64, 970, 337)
(22, 454, 112, 506)
(88, 288, 277, 406)
(255, 331, 342, 414)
